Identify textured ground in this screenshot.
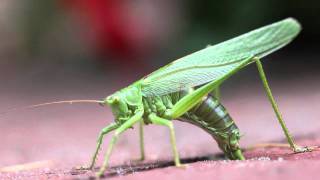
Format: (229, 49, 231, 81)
(0, 72, 319, 180)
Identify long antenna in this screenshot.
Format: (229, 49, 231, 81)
(0, 99, 104, 116)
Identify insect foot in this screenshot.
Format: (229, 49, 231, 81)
(293, 145, 314, 153)
(96, 170, 105, 179)
(74, 165, 91, 170)
(130, 156, 146, 163)
(176, 163, 187, 169)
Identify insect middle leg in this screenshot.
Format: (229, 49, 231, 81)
(148, 113, 183, 167)
(139, 121, 145, 161)
(254, 57, 311, 153)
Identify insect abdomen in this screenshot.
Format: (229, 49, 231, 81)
(174, 90, 243, 160)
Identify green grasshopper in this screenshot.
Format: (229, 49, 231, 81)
(6, 18, 311, 177)
(84, 17, 312, 177)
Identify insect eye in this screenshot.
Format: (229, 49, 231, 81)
(106, 95, 120, 104)
(113, 96, 120, 103)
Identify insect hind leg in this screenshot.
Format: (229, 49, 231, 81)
(254, 57, 312, 153)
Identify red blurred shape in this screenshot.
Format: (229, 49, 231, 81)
(61, 0, 153, 63)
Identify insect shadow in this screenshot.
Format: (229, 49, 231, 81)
(71, 153, 225, 179)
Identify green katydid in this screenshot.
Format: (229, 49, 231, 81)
(3, 17, 312, 177)
(87, 17, 312, 177)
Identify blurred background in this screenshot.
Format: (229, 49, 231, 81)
(0, 0, 319, 171)
(0, 0, 319, 84)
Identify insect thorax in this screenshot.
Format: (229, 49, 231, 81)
(141, 89, 193, 124)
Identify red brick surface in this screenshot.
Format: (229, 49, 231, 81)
(1, 76, 319, 179)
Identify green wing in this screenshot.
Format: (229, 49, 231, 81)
(141, 18, 301, 97)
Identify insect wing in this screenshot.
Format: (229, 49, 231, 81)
(141, 18, 301, 97)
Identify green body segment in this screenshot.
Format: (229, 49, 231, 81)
(142, 88, 243, 160)
(180, 92, 242, 159)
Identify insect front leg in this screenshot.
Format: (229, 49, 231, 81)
(148, 113, 184, 167)
(88, 123, 118, 169)
(96, 110, 144, 178)
(255, 58, 311, 153)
